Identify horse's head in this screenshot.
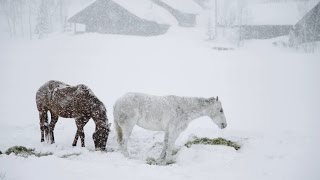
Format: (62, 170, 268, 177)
(93, 123, 111, 151)
(206, 96, 227, 129)
(91, 100, 111, 150)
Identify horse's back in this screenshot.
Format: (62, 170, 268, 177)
(113, 93, 176, 131)
(114, 92, 161, 111)
(113, 93, 141, 119)
(36, 81, 66, 110)
(114, 92, 177, 114)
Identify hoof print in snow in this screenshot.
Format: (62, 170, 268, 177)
(185, 137, 241, 150)
(60, 153, 81, 158)
(212, 47, 234, 51)
(5, 146, 52, 157)
(146, 157, 175, 166)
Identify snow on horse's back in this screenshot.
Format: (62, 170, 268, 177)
(113, 92, 227, 162)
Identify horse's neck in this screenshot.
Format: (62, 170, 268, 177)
(92, 102, 108, 127)
(179, 97, 208, 122)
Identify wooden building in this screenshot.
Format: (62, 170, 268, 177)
(239, 25, 293, 40)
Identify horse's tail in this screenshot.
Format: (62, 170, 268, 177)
(114, 120, 123, 144)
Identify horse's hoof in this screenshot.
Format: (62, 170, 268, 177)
(72, 144, 76, 147)
(41, 139, 44, 142)
(122, 151, 130, 157)
(94, 147, 106, 151)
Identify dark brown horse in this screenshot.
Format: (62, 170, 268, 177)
(36, 80, 111, 150)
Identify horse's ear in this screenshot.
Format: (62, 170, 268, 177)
(216, 96, 219, 101)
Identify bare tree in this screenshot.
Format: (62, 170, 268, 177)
(237, 0, 249, 46)
(35, 0, 49, 38)
(0, 0, 13, 37)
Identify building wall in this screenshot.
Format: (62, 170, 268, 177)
(240, 25, 293, 40)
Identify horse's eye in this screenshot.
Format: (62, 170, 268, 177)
(220, 109, 223, 113)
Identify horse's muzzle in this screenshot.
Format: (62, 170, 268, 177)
(220, 123, 227, 129)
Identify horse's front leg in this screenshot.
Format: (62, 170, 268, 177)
(160, 130, 169, 159)
(48, 113, 58, 144)
(73, 117, 89, 147)
(163, 121, 184, 162)
(165, 131, 180, 162)
(72, 131, 80, 146)
(79, 118, 89, 147)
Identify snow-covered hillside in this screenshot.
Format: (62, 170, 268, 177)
(0, 27, 319, 180)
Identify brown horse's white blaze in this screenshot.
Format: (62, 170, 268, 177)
(36, 80, 111, 150)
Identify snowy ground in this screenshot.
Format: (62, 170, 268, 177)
(0, 28, 320, 180)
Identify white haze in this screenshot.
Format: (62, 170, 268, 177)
(0, 0, 320, 180)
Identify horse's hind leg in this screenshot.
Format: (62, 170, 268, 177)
(79, 118, 89, 147)
(118, 120, 136, 157)
(39, 110, 48, 142)
(48, 112, 59, 144)
(73, 117, 89, 147)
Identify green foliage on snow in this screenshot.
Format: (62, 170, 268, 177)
(5, 146, 52, 157)
(185, 137, 241, 150)
(5, 146, 34, 156)
(146, 157, 157, 165)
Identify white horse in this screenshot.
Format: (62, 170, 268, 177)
(113, 92, 227, 161)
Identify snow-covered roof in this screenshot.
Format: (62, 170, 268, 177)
(68, 0, 178, 25)
(161, 0, 202, 14)
(113, 0, 178, 25)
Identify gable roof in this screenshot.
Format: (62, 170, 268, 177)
(293, 1, 320, 43)
(295, 1, 320, 26)
(160, 0, 202, 14)
(68, 0, 142, 24)
(68, 0, 96, 20)
(68, 0, 178, 26)
(113, 0, 178, 25)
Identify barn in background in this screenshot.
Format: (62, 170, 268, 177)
(236, 2, 300, 40)
(237, 1, 320, 41)
(68, 0, 170, 36)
